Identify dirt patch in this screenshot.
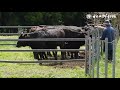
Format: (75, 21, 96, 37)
(53, 61, 85, 69)
(41, 51, 86, 69)
(41, 61, 85, 69)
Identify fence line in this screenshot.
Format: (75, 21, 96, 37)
(0, 59, 85, 63)
(0, 26, 37, 28)
(86, 26, 118, 78)
(0, 33, 25, 35)
(96, 37, 100, 78)
(112, 40, 116, 78)
(0, 25, 63, 28)
(0, 33, 87, 65)
(105, 38, 108, 78)
(0, 25, 118, 78)
(88, 37, 92, 75)
(0, 49, 85, 52)
(85, 36, 89, 75)
(0, 44, 16, 45)
(0, 38, 86, 41)
(88, 37, 117, 78)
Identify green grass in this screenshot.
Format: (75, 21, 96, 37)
(89, 38, 120, 78)
(0, 36, 86, 78)
(0, 63, 86, 78)
(0, 36, 120, 78)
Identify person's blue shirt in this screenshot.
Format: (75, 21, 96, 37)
(100, 26, 115, 50)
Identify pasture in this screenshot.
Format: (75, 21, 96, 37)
(0, 36, 120, 78)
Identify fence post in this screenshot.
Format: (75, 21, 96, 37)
(105, 38, 108, 78)
(96, 37, 100, 78)
(88, 37, 92, 76)
(112, 40, 116, 78)
(117, 29, 119, 42)
(101, 40, 104, 56)
(18, 25, 23, 33)
(91, 37, 95, 78)
(85, 36, 89, 75)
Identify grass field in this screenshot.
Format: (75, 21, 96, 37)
(0, 36, 120, 78)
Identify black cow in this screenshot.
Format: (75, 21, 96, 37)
(28, 26, 53, 57)
(51, 26, 86, 59)
(63, 28, 86, 59)
(16, 31, 48, 61)
(16, 28, 66, 61)
(50, 25, 84, 59)
(44, 28, 65, 60)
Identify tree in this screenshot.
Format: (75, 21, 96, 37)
(42, 12, 63, 25)
(61, 12, 87, 26)
(23, 12, 44, 25)
(0, 12, 87, 26)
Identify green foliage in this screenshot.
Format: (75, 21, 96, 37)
(0, 12, 88, 33)
(23, 12, 44, 25)
(62, 12, 87, 26)
(0, 12, 87, 26)
(42, 12, 63, 25)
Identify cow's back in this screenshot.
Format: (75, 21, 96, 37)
(46, 28, 65, 38)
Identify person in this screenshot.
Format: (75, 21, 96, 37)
(100, 20, 115, 61)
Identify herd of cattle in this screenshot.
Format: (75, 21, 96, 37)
(16, 24, 105, 61)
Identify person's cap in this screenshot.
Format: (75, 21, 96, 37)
(104, 20, 111, 26)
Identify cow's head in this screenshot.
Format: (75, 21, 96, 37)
(16, 32, 30, 48)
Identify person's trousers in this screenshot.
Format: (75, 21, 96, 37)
(108, 49, 113, 61)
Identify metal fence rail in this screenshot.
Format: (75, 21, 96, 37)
(0, 32, 86, 65)
(0, 49, 85, 52)
(0, 33, 24, 35)
(0, 25, 118, 78)
(0, 26, 37, 28)
(0, 37, 86, 65)
(0, 59, 85, 63)
(0, 38, 86, 41)
(86, 26, 118, 78)
(88, 38, 117, 78)
(0, 44, 16, 45)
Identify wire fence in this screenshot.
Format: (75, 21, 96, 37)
(0, 25, 119, 78)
